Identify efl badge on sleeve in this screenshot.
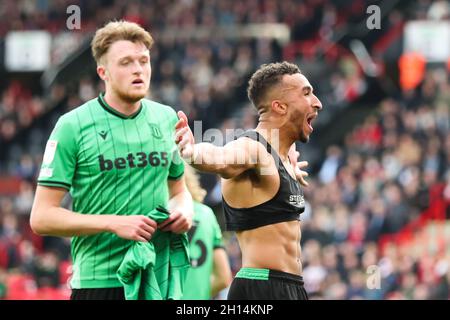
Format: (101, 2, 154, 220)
(43, 140, 58, 165)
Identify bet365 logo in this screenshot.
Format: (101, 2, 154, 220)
(98, 152, 169, 171)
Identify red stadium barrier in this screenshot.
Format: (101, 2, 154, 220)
(0, 176, 22, 196)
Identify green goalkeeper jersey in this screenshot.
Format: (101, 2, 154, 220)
(182, 202, 224, 300)
(37, 93, 184, 289)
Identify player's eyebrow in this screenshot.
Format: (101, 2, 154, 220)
(279, 83, 313, 96)
(118, 53, 149, 62)
(302, 85, 313, 94)
(118, 56, 131, 63)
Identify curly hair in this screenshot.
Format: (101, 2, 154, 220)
(247, 61, 301, 112)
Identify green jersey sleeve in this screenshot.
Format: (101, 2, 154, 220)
(37, 115, 78, 190)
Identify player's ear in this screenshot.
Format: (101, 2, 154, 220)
(97, 65, 107, 81)
(271, 100, 287, 115)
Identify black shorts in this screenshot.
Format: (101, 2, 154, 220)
(70, 287, 125, 300)
(227, 268, 308, 300)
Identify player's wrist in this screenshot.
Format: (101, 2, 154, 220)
(104, 215, 118, 234)
(185, 143, 198, 164)
(192, 143, 199, 164)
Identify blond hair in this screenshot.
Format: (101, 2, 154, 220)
(91, 20, 154, 64)
(184, 164, 207, 203)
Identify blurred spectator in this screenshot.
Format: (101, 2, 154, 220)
(318, 145, 343, 184)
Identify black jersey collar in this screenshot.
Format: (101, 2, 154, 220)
(98, 93, 143, 119)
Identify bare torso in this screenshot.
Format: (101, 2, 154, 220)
(222, 142, 303, 275)
(236, 220, 302, 275)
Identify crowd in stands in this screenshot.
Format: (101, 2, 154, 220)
(1, 0, 450, 299)
(1, 0, 377, 149)
(296, 66, 450, 299)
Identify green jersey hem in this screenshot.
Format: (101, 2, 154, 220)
(70, 278, 123, 289)
(235, 268, 270, 280)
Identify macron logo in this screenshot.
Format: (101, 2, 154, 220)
(99, 131, 108, 140)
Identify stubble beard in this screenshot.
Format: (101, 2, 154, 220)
(111, 79, 148, 104)
(299, 130, 309, 143)
(117, 88, 147, 104)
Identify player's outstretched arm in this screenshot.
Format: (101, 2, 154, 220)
(30, 186, 157, 242)
(175, 111, 261, 179)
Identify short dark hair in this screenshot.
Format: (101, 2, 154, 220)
(247, 61, 301, 112)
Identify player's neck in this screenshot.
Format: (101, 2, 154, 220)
(255, 123, 293, 157)
(103, 91, 141, 116)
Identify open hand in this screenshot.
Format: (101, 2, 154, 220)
(175, 111, 195, 162)
(289, 145, 309, 187)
